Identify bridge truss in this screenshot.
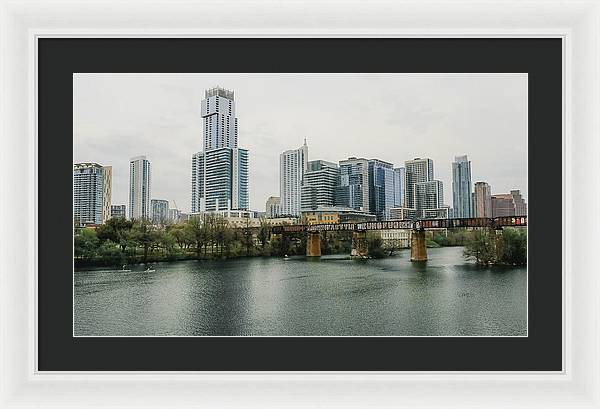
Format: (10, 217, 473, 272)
(271, 216, 527, 234)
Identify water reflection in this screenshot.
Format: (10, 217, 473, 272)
(74, 247, 527, 336)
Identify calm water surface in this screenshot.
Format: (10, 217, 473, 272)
(74, 247, 527, 336)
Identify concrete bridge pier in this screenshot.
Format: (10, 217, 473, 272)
(306, 231, 322, 257)
(410, 228, 428, 262)
(351, 230, 369, 259)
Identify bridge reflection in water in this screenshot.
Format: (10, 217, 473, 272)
(271, 216, 527, 262)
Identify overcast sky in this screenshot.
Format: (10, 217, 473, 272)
(74, 73, 527, 213)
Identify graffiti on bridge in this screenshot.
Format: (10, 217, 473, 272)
(270, 216, 527, 234)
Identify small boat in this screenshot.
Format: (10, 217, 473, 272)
(283, 254, 290, 261)
(144, 269, 156, 272)
(120, 265, 131, 272)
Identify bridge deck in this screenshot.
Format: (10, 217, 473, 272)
(271, 216, 527, 233)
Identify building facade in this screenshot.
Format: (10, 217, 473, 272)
(404, 158, 434, 209)
(368, 159, 395, 220)
(192, 87, 249, 213)
(129, 155, 151, 220)
(416, 180, 444, 211)
(101, 166, 112, 222)
(511, 190, 528, 216)
(452, 155, 473, 218)
(168, 208, 181, 224)
(73, 163, 112, 225)
(491, 194, 515, 217)
(491, 190, 527, 217)
(393, 167, 405, 208)
(389, 207, 418, 221)
(335, 157, 370, 213)
(301, 160, 339, 211)
(111, 204, 126, 219)
(474, 181, 492, 217)
(265, 196, 281, 218)
(280, 140, 308, 216)
(151, 199, 169, 225)
(301, 206, 376, 225)
(402, 157, 446, 219)
(201, 86, 238, 151)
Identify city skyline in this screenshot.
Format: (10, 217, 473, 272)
(74, 73, 528, 213)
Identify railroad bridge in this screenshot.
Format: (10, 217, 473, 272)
(271, 216, 527, 261)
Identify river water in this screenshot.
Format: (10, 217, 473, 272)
(74, 247, 527, 336)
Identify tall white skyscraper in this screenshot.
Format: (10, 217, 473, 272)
(73, 163, 112, 225)
(280, 140, 308, 216)
(201, 86, 238, 150)
(129, 155, 151, 220)
(192, 87, 249, 213)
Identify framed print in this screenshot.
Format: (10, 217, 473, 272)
(1, 0, 599, 408)
(41, 37, 556, 372)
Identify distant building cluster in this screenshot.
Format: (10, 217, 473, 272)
(265, 149, 526, 223)
(73, 86, 527, 228)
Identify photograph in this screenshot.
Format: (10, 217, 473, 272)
(73, 73, 528, 337)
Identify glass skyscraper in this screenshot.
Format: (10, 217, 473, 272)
(452, 155, 473, 218)
(335, 157, 370, 213)
(191, 87, 249, 213)
(368, 159, 395, 220)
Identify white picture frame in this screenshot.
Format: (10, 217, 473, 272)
(1, 0, 598, 407)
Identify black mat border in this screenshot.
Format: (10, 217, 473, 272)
(38, 38, 562, 371)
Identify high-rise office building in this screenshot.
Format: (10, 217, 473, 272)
(452, 155, 473, 218)
(335, 157, 370, 213)
(110, 204, 126, 219)
(280, 140, 308, 216)
(301, 160, 339, 211)
(73, 163, 112, 225)
(151, 199, 169, 225)
(201, 86, 238, 150)
(474, 181, 492, 217)
(265, 196, 281, 218)
(404, 158, 434, 209)
(393, 167, 405, 208)
(368, 159, 395, 220)
(191, 87, 249, 213)
(129, 155, 151, 220)
(416, 180, 444, 211)
(401, 157, 446, 219)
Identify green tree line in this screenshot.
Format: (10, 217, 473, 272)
(74, 216, 380, 267)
